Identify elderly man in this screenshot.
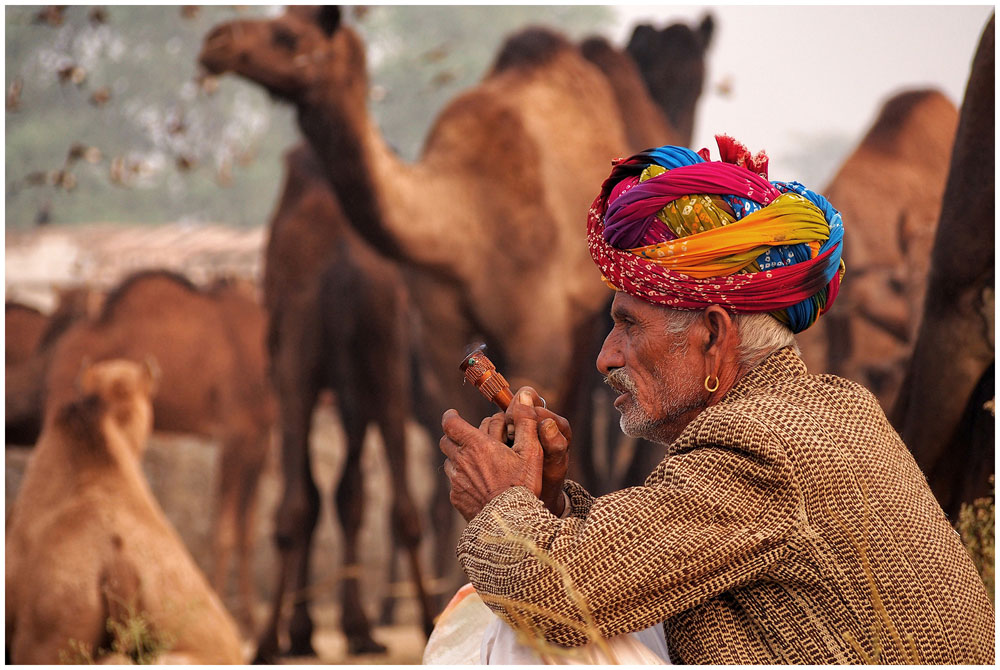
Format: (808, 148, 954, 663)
(439, 138, 994, 664)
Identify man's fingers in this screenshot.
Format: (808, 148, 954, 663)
(539, 418, 569, 457)
(441, 408, 485, 447)
(534, 407, 572, 441)
(484, 412, 505, 442)
(439, 433, 459, 461)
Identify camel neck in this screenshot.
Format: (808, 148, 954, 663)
(295, 92, 465, 281)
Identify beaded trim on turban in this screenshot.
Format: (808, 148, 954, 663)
(587, 135, 846, 333)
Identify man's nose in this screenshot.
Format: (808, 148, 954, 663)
(596, 331, 622, 376)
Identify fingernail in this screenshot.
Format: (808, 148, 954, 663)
(519, 390, 533, 406)
(542, 419, 558, 437)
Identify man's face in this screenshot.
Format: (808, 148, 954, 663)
(597, 292, 706, 445)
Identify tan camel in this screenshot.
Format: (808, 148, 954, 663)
(795, 89, 959, 411)
(5, 359, 244, 664)
(42, 269, 274, 631)
(199, 8, 713, 657)
(893, 14, 994, 518)
(258, 143, 434, 656)
(200, 7, 632, 405)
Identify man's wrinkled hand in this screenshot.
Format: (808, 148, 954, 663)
(505, 386, 571, 516)
(439, 392, 544, 522)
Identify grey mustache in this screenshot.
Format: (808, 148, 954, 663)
(604, 368, 636, 394)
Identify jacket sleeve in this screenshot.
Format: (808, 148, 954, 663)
(456, 408, 802, 647)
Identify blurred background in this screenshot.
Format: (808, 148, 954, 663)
(5, 4, 994, 665)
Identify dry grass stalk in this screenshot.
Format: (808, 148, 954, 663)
(824, 480, 919, 664)
(477, 510, 621, 663)
(955, 475, 995, 603)
(58, 598, 175, 664)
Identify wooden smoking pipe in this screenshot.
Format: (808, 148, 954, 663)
(459, 343, 513, 411)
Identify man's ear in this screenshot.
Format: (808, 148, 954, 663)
(700, 306, 739, 380)
(701, 305, 734, 353)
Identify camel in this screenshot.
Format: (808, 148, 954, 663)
(893, 14, 994, 519)
(41, 269, 274, 631)
(5, 301, 48, 367)
(579, 35, 681, 151)
(199, 8, 714, 656)
(794, 89, 959, 411)
(6, 288, 102, 446)
(626, 15, 714, 147)
(5, 359, 244, 664)
(257, 143, 434, 657)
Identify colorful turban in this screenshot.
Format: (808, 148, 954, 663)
(587, 135, 846, 333)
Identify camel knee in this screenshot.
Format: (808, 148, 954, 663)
(335, 456, 365, 534)
(391, 497, 422, 549)
(274, 485, 320, 550)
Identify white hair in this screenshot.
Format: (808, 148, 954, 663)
(662, 308, 799, 369)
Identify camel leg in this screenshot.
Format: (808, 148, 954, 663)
(253, 387, 320, 663)
(211, 436, 245, 628)
(235, 431, 269, 632)
(284, 466, 321, 657)
(335, 412, 386, 654)
(379, 415, 435, 639)
(378, 550, 400, 626)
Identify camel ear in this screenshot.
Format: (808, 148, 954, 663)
(142, 356, 161, 396)
(698, 14, 714, 48)
(316, 6, 341, 37)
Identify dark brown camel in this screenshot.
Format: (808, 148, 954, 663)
(893, 14, 994, 519)
(199, 8, 713, 656)
(41, 269, 274, 631)
(5, 302, 48, 367)
(6, 288, 103, 446)
(794, 89, 959, 411)
(627, 15, 714, 147)
(257, 143, 434, 657)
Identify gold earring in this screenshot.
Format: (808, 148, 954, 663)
(704, 375, 720, 393)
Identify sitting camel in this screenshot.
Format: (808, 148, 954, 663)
(795, 89, 959, 411)
(893, 14, 994, 518)
(199, 8, 715, 657)
(5, 359, 243, 664)
(41, 269, 274, 630)
(258, 143, 434, 656)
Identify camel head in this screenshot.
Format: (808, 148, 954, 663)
(199, 6, 368, 106)
(75, 358, 159, 455)
(626, 14, 714, 146)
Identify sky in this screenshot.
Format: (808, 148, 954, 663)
(608, 4, 993, 187)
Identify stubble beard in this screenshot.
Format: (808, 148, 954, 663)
(605, 366, 703, 445)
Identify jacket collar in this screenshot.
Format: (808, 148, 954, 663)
(717, 345, 807, 406)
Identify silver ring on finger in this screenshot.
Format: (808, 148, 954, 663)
(539, 395, 547, 409)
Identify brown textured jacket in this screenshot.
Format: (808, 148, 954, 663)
(458, 347, 994, 664)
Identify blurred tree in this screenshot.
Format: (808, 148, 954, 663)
(5, 5, 615, 228)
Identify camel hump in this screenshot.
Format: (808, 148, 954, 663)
(489, 27, 576, 74)
(865, 89, 958, 155)
(98, 269, 201, 325)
